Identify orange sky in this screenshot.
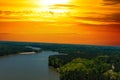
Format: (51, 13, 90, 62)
(0, 0, 120, 46)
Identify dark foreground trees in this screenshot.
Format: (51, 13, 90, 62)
(59, 57, 113, 80)
(49, 45, 120, 80)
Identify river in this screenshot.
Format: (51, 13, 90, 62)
(0, 51, 59, 80)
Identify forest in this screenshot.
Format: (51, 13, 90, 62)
(0, 42, 36, 56)
(0, 41, 120, 80)
(48, 44, 120, 80)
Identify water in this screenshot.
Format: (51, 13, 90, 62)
(0, 51, 59, 80)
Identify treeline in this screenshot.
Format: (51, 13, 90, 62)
(0, 44, 34, 56)
(48, 45, 120, 80)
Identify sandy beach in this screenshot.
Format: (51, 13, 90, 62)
(19, 52, 36, 54)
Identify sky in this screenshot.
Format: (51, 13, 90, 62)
(0, 0, 120, 46)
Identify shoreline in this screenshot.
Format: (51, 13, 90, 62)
(19, 52, 36, 54)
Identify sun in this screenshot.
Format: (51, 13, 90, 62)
(40, 0, 69, 5)
(32, 0, 70, 18)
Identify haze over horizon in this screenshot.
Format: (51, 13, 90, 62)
(0, 0, 120, 46)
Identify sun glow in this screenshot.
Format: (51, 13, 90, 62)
(40, 0, 69, 6)
(32, 0, 70, 16)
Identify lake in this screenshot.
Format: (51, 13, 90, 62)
(0, 51, 59, 80)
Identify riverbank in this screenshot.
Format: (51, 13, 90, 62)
(19, 52, 36, 54)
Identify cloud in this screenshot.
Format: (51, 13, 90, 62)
(0, 9, 119, 26)
(0, 10, 12, 15)
(0, 10, 22, 21)
(0, 10, 34, 15)
(103, 0, 120, 5)
(0, 10, 38, 21)
(49, 4, 79, 9)
(72, 12, 120, 25)
(0, 16, 22, 20)
(107, 13, 120, 23)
